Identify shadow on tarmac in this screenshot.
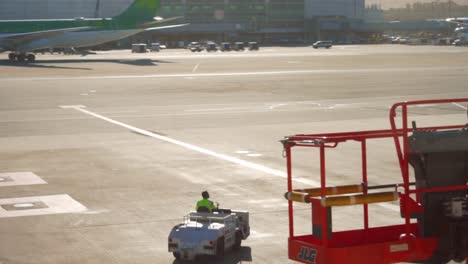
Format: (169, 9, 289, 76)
(0, 58, 174, 70)
(172, 246, 253, 264)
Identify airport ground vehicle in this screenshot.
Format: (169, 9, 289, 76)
(312, 41, 333, 49)
(282, 98, 468, 264)
(205, 42, 218, 52)
(453, 38, 467, 46)
(150, 43, 160, 52)
(248, 42, 259, 51)
(168, 208, 250, 261)
(131, 43, 147, 53)
(220, 42, 231, 51)
(187, 42, 203, 52)
(234, 42, 245, 51)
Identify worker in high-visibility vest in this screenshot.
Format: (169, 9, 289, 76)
(196, 191, 216, 212)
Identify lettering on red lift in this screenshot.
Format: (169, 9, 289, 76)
(298, 246, 317, 263)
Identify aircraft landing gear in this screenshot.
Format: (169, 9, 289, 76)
(26, 54, 36, 62)
(8, 53, 36, 63)
(17, 54, 26, 62)
(8, 53, 16, 62)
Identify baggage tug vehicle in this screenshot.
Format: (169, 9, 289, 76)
(168, 208, 250, 261)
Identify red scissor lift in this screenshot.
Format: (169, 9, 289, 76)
(282, 98, 468, 264)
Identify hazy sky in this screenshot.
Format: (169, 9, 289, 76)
(366, 0, 468, 9)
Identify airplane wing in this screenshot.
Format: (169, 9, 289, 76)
(0, 27, 90, 47)
(139, 16, 184, 28)
(144, 23, 189, 32)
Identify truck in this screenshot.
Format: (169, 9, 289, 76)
(168, 208, 250, 261)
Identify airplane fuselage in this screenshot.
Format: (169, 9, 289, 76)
(0, 17, 142, 33)
(10, 29, 143, 51)
(0, 18, 145, 52)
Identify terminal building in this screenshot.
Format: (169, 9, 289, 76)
(0, 0, 379, 45)
(155, 0, 373, 45)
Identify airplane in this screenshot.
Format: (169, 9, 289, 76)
(0, 0, 186, 62)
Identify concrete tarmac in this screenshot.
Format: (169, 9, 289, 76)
(0, 45, 467, 264)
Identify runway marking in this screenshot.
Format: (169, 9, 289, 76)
(4, 66, 467, 81)
(0, 172, 46, 187)
(192, 63, 200, 73)
(452, 102, 468, 110)
(0, 194, 87, 218)
(185, 107, 247, 112)
(61, 105, 320, 186)
(250, 230, 275, 239)
(378, 202, 401, 212)
(269, 103, 287, 109)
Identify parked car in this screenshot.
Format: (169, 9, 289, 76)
(220, 42, 231, 52)
(453, 39, 466, 46)
(312, 41, 333, 49)
(150, 43, 160, 52)
(234, 42, 245, 51)
(187, 42, 203, 52)
(248, 42, 259, 51)
(131, 43, 147, 53)
(205, 42, 218, 52)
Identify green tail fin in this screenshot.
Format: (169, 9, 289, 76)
(114, 0, 160, 24)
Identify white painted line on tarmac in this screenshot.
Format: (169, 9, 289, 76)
(4, 66, 467, 81)
(61, 105, 320, 186)
(378, 202, 401, 212)
(452, 102, 468, 110)
(269, 103, 287, 109)
(250, 230, 275, 239)
(0, 172, 46, 187)
(185, 107, 248, 112)
(62, 105, 297, 181)
(0, 194, 87, 218)
(192, 63, 200, 73)
(59, 105, 86, 109)
(60, 106, 408, 212)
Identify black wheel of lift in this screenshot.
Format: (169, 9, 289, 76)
(8, 53, 16, 62)
(17, 54, 26, 62)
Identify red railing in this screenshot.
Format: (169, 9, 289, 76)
(283, 98, 468, 263)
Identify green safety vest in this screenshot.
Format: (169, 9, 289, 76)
(196, 198, 215, 212)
